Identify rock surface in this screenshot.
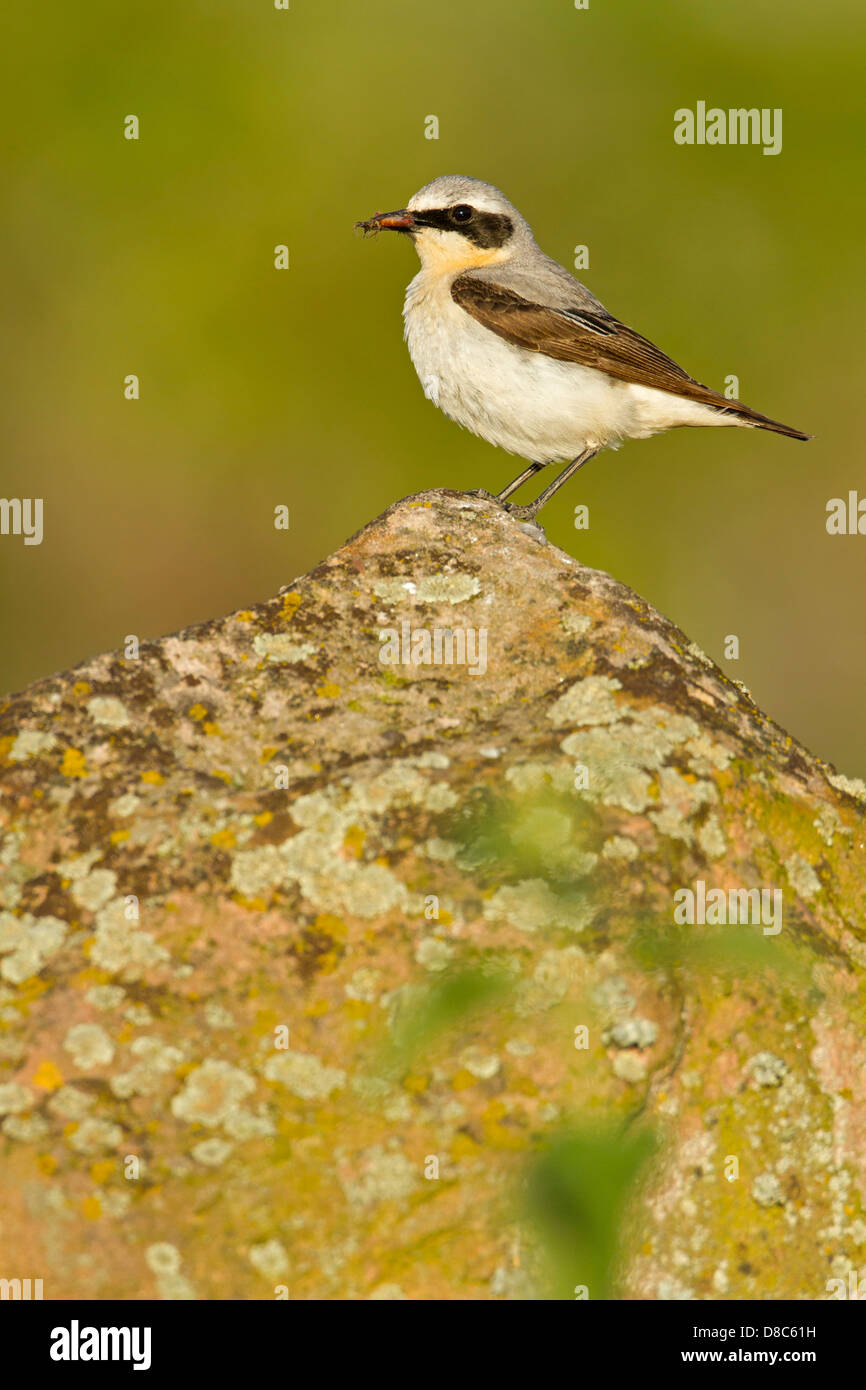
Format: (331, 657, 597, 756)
(0, 489, 864, 1300)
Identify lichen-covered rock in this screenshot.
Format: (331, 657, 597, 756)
(0, 489, 864, 1300)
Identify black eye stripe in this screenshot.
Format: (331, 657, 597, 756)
(412, 207, 514, 250)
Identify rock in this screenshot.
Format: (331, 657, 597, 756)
(0, 489, 863, 1300)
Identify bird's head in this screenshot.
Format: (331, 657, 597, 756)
(355, 176, 532, 274)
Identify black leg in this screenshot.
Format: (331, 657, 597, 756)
(496, 461, 545, 502)
(503, 447, 600, 521)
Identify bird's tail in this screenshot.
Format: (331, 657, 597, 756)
(723, 399, 812, 441)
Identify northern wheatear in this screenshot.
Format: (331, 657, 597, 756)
(356, 175, 809, 519)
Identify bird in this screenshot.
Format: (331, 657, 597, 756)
(355, 175, 809, 520)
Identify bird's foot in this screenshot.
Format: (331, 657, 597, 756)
(500, 501, 543, 523)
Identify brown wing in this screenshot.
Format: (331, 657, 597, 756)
(450, 274, 810, 438)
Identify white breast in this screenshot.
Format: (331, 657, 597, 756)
(401, 271, 733, 464)
(401, 271, 631, 464)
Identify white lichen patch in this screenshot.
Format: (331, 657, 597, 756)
(252, 634, 317, 664)
(67, 1117, 123, 1154)
(547, 675, 623, 728)
(191, 1137, 234, 1167)
(697, 815, 727, 859)
(684, 733, 732, 775)
(203, 1001, 235, 1030)
(233, 765, 452, 920)
(90, 898, 169, 979)
(752, 1172, 786, 1208)
(828, 773, 866, 804)
(0, 830, 26, 909)
(415, 935, 455, 971)
(171, 1059, 257, 1127)
(686, 641, 714, 668)
(345, 968, 381, 1002)
(504, 760, 573, 798)
(0, 1081, 33, 1114)
(648, 769, 717, 846)
(229, 845, 283, 899)
(248, 1239, 289, 1280)
(592, 975, 635, 1018)
(372, 578, 417, 603)
(48, 1085, 95, 1120)
(0, 911, 66, 985)
(613, 1053, 647, 1083)
(223, 1106, 275, 1140)
(601, 835, 639, 861)
(813, 805, 851, 847)
(747, 1052, 788, 1087)
(146, 1242, 181, 1276)
(124, 1003, 153, 1027)
(373, 573, 481, 604)
(423, 838, 458, 862)
(340, 1144, 418, 1208)
(416, 751, 450, 769)
(605, 1018, 658, 1049)
(561, 613, 592, 637)
(561, 706, 722, 820)
(459, 1046, 500, 1080)
(518, 946, 585, 1015)
(71, 868, 118, 913)
(109, 792, 141, 818)
(86, 696, 130, 729)
(4, 1113, 50, 1142)
(484, 879, 595, 934)
(418, 573, 480, 603)
(262, 1049, 346, 1101)
(110, 1036, 185, 1098)
(9, 729, 57, 761)
(86, 984, 126, 1011)
(57, 848, 103, 880)
(353, 760, 458, 814)
(63, 1023, 115, 1070)
(784, 853, 822, 900)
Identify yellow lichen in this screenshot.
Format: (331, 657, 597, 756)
(32, 1060, 64, 1091)
(210, 828, 237, 850)
(62, 748, 87, 779)
(343, 826, 366, 858)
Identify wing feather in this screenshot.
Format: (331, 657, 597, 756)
(450, 275, 810, 440)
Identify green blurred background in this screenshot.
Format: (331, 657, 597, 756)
(2, 0, 864, 774)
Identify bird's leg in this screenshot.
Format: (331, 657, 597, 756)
(496, 461, 545, 501)
(503, 447, 600, 520)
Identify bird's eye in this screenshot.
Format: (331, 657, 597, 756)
(450, 204, 474, 224)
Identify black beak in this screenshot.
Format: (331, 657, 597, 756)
(354, 208, 416, 236)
